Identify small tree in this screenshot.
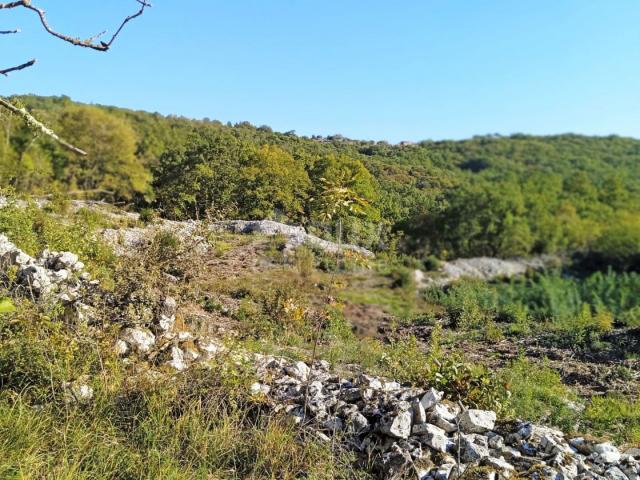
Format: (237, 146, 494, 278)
(314, 172, 370, 271)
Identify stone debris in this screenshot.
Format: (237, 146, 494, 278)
(120, 327, 156, 354)
(415, 255, 557, 289)
(62, 377, 94, 405)
(1, 234, 96, 306)
(459, 409, 497, 434)
(156, 296, 177, 333)
(100, 218, 374, 258)
(250, 357, 639, 480)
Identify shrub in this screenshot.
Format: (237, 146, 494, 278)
(426, 280, 497, 329)
(422, 255, 442, 272)
(294, 245, 316, 278)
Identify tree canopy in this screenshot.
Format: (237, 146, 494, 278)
(3, 95, 640, 266)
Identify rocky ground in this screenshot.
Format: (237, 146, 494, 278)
(253, 356, 640, 480)
(3, 230, 639, 480)
(2, 204, 639, 479)
(387, 324, 640, 399)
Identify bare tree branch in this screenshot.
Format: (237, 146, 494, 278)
(0, 1, 151, 155)
(0, 58, 35, 75)
(0, 0, 150, 50)
(0, 2, 24, 9)
(0, 98, 87, 155)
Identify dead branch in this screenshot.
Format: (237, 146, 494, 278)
(0, 98, 87, 156)
(0, 1, 151, 155)
(0, 0, 151, 50)
(0, 58, 35, 76)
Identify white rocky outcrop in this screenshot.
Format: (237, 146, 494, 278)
(210, 219, 374, 257)
(0, 234, 95, 306)
(416, 255, 557, 289)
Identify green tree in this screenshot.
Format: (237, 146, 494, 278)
(236, 145, 311, 221)
(154, 128, 251, 219)
(55, 106, 151, 201)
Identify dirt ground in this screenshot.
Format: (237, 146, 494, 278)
(393, 322, 640, 398)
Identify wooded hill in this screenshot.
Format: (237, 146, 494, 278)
(2, 95, 639, 268)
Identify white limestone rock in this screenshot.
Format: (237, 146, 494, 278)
(412, 422, 450, 452)
(380, 410, 413, 439)
(120, 327, 155, 354)
(595, 444, 622, 465)
(420, 388, 444, 410)
(459, 409, 497, 434)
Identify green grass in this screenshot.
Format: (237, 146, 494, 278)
(0, 200, 118, 284)
(583, 395, 640, 445)
(0, 369, 368, 480)
(500, 358, 581, 432)
(339, 286, 417, 318)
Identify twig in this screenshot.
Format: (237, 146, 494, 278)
(1, 0, 151, 51)
(0, 58, 35, 76)
(0, 98, 87, 155)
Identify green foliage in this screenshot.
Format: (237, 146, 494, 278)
(0, 361, 365, 479)
(589, 212, 640, 271)
(0, 301, 106, 403)
(294, 245, 316, 278)
(0, 298, 15, 314)
(56, 105, 152, 201)
(426, 280, 497, 329)
(426, 270, 640, 343)
(583, 395, 640, 444)
(238, 145, 311, 221)
(501, 358, 580, 432)
(422, 255, 442, 272)
(0, 199, 117, 281)
(4, 96, 640, 264)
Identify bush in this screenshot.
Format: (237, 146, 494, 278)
(0, 301, 110, 403)
(422, 255, 442, 272)
(426, 280, 497, 329)
(294, 245, 316, 278)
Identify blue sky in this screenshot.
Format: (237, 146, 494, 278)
(2, 1, 639, 142)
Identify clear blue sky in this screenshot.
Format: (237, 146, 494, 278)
(2, 1, 639, 143)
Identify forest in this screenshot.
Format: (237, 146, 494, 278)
(2, 94, 640, 270)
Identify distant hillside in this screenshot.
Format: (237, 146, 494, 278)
(2, 95, 640, 267)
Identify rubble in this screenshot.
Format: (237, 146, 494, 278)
(249, 356, 639, 480)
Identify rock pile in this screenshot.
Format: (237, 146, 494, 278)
(252, 357, 640, 480)
(0, 234, 95, 305)
(114, 302, 224, 373)
(0, 234, 221, 374)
